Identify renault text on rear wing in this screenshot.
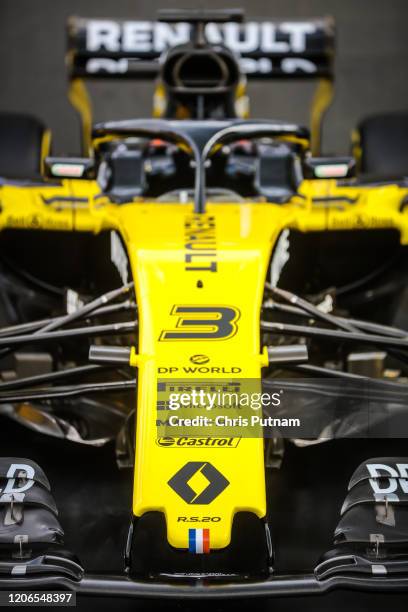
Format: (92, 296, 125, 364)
(67, 18, 335, 80)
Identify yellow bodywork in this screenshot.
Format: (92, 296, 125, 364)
(1, 177, 408, 550)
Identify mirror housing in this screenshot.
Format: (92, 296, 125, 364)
(303, 156, 355, 180)
(43, 157, 95, 180)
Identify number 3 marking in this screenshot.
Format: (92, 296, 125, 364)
(160, 306, 240, 341)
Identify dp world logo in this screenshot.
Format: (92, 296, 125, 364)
(190, 354, 210, 365)
(168, 462, 229, 504)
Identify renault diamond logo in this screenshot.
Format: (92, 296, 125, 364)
(168, 462, 229, 504)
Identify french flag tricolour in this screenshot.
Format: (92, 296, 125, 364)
(189, 528, 210, 554)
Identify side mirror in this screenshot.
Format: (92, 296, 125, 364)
(303, 156, 355, 180)
(43, 157, 95, 180)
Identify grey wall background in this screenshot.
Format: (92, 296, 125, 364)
(0, 0, 407, 155)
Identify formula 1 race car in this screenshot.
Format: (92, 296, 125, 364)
(1, 8, 408, 601)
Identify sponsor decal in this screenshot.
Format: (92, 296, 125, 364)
(328, 214, 395, 230)
(168, 462, 229, 504)
(367, 463, 408, 500)
(160, 305, 240, 341)
(189, 528, 210, 554)
(0, 463, 35, 499)
(184, 214, 217, 273)
(190, 354, 210, 365)
(157, 436, 240, 448)
(5, 215, 71, 231)
(86, 21, 319, 55)
(71, 17, 334, 79)
(158, 365, 242, 374)
(84, 55, 320, 77)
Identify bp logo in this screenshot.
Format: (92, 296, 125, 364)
(190, 354, 210, 364)
(168, 462, 229, 504)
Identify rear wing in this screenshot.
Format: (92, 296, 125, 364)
(67, 15, 335, 154)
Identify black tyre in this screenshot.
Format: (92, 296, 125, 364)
(0, 112, 50, 180)
(354, 111, 408, 179)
